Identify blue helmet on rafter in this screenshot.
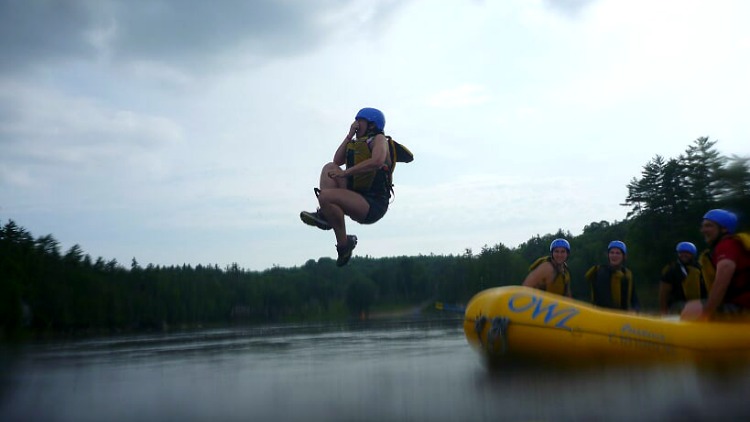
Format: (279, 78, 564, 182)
(549, 238, 570, 253)
(703, 209, 738, 234)
(608, 240, 627, 255)
(355, 107, 385, 131)
(676, 241, 697, 256)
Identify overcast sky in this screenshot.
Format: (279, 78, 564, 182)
(2, 0, 749, 271)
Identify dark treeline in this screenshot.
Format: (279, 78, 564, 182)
(1, 137, 748, 339)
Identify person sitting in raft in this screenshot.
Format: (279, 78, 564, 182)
(658, 241, 707, 314)
(682, 209, 750, 320)
(299, 107, 392, 267)
(585, 240, 640, 311)
(522, 238, 572, 297)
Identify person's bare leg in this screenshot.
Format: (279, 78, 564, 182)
(319, 163, 345, 190)
(301, 163, 348, 230)
(318, 188, 369, 246)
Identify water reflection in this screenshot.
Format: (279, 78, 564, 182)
(1, 318, 749, 421)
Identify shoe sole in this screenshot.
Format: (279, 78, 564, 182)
(336, 236, 358, 267)
(300, 211, 332, 230)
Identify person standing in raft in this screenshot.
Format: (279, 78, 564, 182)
(682, 209, 750, 320)
(585, 241, 640, 311)
(300, 108, 392, 267)
(658, 241, 707, 314)
(522, 238, 572, 297)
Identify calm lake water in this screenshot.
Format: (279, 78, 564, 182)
(1, 317, 749, 422)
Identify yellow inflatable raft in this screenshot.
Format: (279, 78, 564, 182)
(464, 286, 750, 366)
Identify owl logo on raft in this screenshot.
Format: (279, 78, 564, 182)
(507, 292, 579, 330)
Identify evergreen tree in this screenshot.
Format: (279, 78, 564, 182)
(1, 136, 747, 339)
(715, 155, 750, 213)
(683, 136, 724, 210)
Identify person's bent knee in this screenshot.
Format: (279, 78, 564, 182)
(322, 162, 339, 172)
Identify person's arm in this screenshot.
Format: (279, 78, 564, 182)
(331, 134, 388, 178)
(702, 258, 737, 317)
(333, 122, 358, 166)
(522, 262, 553, 290)
(585, 265, 609, 306)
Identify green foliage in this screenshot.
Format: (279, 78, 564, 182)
(617, 137, 749, 308)
(1, 137, 748, 339)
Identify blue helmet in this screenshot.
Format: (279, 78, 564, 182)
(549, 238, 570, 253)
(608, 240, 627, 255)
(703, 209, 738, 234)
(675, 241, 697, 256)
(355, 107, 385, 131)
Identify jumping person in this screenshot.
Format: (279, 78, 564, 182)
(300, 108, 393, 267)
(522, 238, 572, 297)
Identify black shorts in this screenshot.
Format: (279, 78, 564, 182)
(361, 194, 389, 224)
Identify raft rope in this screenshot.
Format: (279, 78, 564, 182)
(488, 317, 510, 353)
(474, 315, 510, 354)
(474, 316, 487, 348)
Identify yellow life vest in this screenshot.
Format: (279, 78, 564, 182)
(528, 256, 570, 296)
(345, 139, 380, 193)
(683, 265, 704, 300)
(585, 265, 634, 310)
(737, 232, 750, 250)
(345, 135, 413, 195)
(699, 250, 715, 291)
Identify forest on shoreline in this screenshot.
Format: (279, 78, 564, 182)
(1, 137, 748, 340)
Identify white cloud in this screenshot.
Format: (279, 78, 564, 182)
(426, 84, 492, 108)
(2, 0, 749, 271)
